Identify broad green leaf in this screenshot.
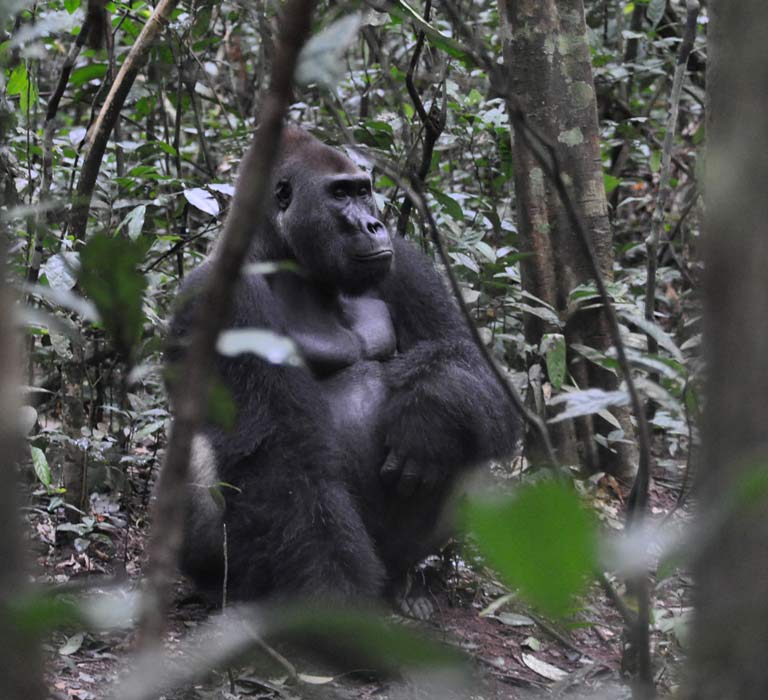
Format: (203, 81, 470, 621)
(647, 0, 666, 29)
(549, 388, 629, 423)
(70, 64, 107, 86)
(207, 379, 236, 431)
(296, 13, 363, 88)
(183, 187, 219, 216)
(432, 190, 464, 221)
(7, 63, 38, 111)
(216, 329, 303, 366)
(41, 252, 79, 290)
(390, 1, 473, 63)
(541, 333, 566, 391)
(30, 446, 51, 487)
(620, 311, 684, 362)
(271, 606, 463, 672)
(7, 592, 81, 635)
(514, 302, 562, 327)
(121, 204, 147, 240)
(23, 283, 98, 321)
(78, 235, 147, 359)
(64, 0, 80, 13)
(59, 631, 85, 656)
(464, 482, 597, 617)
(7, 63, 28, 94)
(604, 173, 621, 194)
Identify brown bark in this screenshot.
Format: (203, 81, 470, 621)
(499, 0, 637, 478)
(686, 2, 768, 697)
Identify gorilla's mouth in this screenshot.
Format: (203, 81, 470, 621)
(353, 250, 394, 262)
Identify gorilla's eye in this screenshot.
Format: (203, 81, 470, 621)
(332, 184, 348, 200)
(358, 184, 371, 197)
(275, 179, 292, 209)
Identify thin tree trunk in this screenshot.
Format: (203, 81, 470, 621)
(686, 2, 768, 697)
(0, 252, 46, 700)
(498, 0, 638, 478)
(136, 0, 316, 648)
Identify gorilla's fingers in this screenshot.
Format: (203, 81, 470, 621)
(396, 459, 422, 498)
(380, 450, 403, 485)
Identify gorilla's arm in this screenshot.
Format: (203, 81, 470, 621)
(378, 238, 519, 491)
(167, 266, 385, 600)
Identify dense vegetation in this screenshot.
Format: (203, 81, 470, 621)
(0, 1, 717, 698)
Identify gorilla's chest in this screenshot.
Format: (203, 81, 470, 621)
(274, 286, 396, 438)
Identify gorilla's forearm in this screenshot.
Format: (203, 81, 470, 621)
(383, 339, 518, 470)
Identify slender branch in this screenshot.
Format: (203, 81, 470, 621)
(136, 0, 316, 647)
(70, 0, 181, 239)
(140, 0, 314, 647)
(396, 0, 448, 238)
(644, 0, 700, 360)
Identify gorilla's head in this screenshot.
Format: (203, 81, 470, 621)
(257, 126, 394, 295)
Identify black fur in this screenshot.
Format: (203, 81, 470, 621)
(168, 127, 518, 604)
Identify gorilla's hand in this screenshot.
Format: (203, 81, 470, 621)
(379, 450, 441, 497)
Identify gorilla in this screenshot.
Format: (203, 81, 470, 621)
(168, 126, 518, 607)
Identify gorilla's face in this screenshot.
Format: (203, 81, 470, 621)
(270, 131, 394, 295)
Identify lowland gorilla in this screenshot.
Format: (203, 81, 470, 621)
(169, 126, 518, 606)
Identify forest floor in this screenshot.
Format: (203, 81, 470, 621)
(27, 458, 691, 700)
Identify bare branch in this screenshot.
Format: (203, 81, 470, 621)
(136, 0, 316, 648)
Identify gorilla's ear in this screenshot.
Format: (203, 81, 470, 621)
(275, 179, 292, 210)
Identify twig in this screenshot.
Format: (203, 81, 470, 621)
(644, 0, 700, 360)
(396, 0, 446, 238)
(70, 0, 181, 239)
(136, 0, 316, 649)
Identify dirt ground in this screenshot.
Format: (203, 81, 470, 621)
(28, 461, 691, 700)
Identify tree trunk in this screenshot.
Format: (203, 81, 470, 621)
(0, 253, 46, 700)
(498, 0, 637, 478)
(686, 2, 768, 697)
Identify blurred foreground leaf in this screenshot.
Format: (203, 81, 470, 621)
(464, 481, 597, 617)
(78, 235, 147, 360)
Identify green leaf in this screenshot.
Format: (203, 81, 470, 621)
(217, 328, 303, 366)
(78, 235, 147, 359)
(432, 190, 464, 221)
(30, 446, 51, 487)
(548, 388, 629, 423)
(64, 0, 80, 13)
(59, 631, 85, 656)
(272, 606, 463, 672)
(464, 482, 597, 617)
(541, 333, 566, 391)
(296, 13, 364, 88)
(70, 63, 107, 86)
(7, 592, 82, 635)
(207, 379, 237, 431)
(121, 204, 147, 241)
(649, 149, 662, 173)
(7, 63, 38, 112)
(604, 173, 621, 195)
(390, 1, 473, 63)
(183, 187, 219, 217)
(7, 64, 28, 94)
(647, 0, 666, 29)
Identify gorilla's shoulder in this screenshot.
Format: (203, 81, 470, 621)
(171, 260, 277, 335)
